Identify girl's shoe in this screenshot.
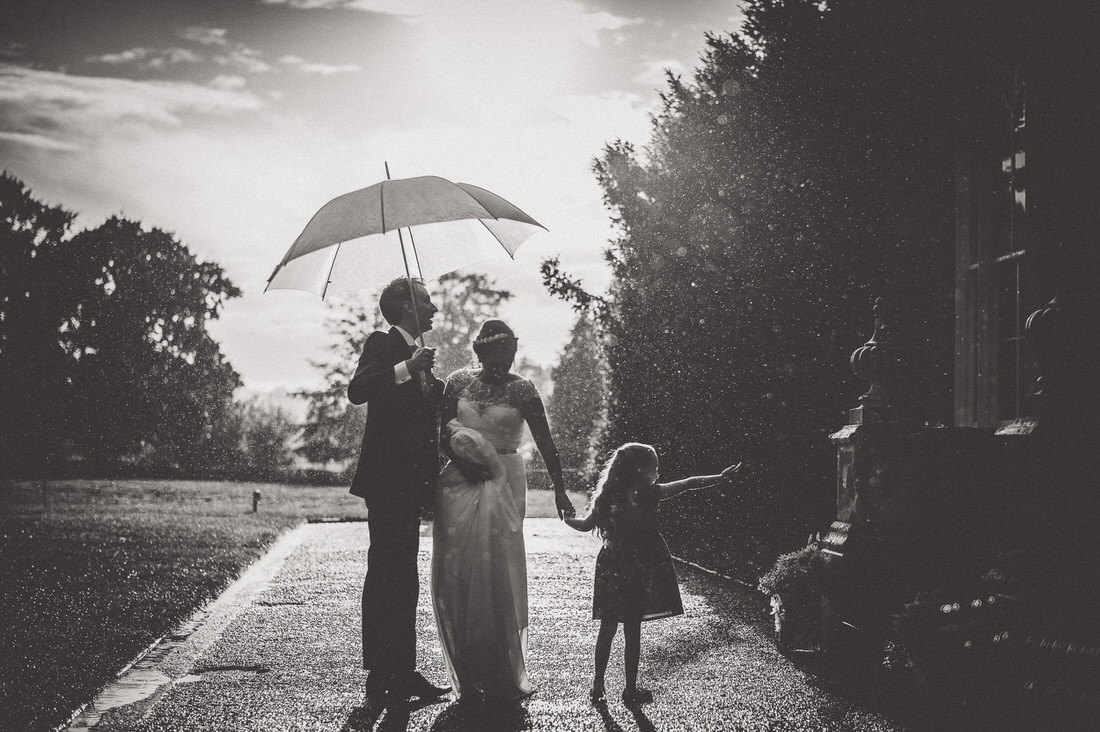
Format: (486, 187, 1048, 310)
(621, 687, 653, 705)
(589, 685, 606, 704)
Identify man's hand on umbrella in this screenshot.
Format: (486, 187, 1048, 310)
(408, 346, 436, 374)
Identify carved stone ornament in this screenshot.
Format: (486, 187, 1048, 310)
(848, 298, 892, 424)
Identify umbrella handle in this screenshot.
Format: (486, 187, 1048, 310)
(388, 161, 426, 348)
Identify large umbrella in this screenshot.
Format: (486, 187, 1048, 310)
(265, 174, 547, 301)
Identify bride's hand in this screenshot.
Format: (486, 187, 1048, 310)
(554, 490, 576, 520)
(454, 457, 492, 483)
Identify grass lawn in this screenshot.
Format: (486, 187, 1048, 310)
(0, 478, 587, 732)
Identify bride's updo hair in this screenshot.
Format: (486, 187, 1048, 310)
(472, 319, 517, 360)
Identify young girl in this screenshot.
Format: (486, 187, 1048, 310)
(565, 443, 742, 705)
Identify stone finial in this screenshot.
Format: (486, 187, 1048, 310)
(1024, 294, 1062, 406)
(849, 298, 891, 424)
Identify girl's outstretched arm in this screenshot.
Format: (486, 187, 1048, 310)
(565, 513, 597, 532)
(658, 462, 743, 499)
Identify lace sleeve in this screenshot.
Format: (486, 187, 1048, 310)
(446, 368, 475, 395)
(512, 377, 540, 409)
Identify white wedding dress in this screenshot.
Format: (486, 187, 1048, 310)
(431, 371, 536, 701)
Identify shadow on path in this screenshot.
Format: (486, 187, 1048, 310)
(590, 702, 660, 732)
(425, 700, 532, 732)
(625, 706, 657, 732)
(341, 695, 450, 732)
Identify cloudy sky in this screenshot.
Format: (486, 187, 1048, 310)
(1, 0, 745, 395)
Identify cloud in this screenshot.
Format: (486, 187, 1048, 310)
(214, 47, 274, 74)
(83, 33, 351, 79)
(277, 56, 362, 75)
(259, 0, 354, 7)
(0, 63, 264, 150)
(86, 47, 201, 68)
(210, 74, 248, 90)
(634, 58, 688, 89)
(179, 26, 230, 46)
(259, 0, 431, 13)
(574, 8, 645, 47)
(1, 42, 28, 60)
(0, 130, 78, 152)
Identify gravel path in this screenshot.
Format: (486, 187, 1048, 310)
(78, 520, 917, 732)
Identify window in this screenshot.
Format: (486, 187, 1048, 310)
(955, 70, 1036, 427)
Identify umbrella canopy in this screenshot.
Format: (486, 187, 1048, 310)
(266, 175, 546, 298)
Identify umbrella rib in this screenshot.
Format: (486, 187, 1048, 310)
(407, 227, 424, 277)
(321, 241, 341, 300)
(476, 220, 518, 259)
(457, 185, 500, 222)
(379, 181, 387, 233)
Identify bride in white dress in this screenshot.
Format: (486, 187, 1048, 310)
(431, 320, 576, 702)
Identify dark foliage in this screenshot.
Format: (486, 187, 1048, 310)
(0, 173, 76, 476)
(0, 174, 242, 477)
(547, 312, 608, 485)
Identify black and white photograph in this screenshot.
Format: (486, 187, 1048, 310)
(2, 1, 1098, 730)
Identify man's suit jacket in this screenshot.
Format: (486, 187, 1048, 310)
(348, 327, 442, 512)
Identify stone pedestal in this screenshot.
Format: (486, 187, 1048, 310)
(829, 423, 915, 528)
(828, 298, 910, 528)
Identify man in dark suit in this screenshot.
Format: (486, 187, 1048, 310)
(349, 276, 449, 701)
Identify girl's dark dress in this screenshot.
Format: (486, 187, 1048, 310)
(592, 482, 684, 622)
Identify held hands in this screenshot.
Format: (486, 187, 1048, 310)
(407, 346, 436, 374)
(554, 490, 576, 521)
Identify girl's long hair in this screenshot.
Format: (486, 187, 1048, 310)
(586, 442, 656, 538)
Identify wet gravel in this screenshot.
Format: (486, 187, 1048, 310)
(84, 521, 970, 731)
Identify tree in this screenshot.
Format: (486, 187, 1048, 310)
(0, 173, 77, 475)
(62, 217, 241, 471)
(548, 313, 608, 483)
(543, 0, 962, 578)
(0, 175, 242, 476)
(295, 296, 377, 468)
(234, 397, 297, 480)
(297, 272, 513, 468)
(430, 272, 513, 378)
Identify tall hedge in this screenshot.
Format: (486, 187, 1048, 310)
(552, 1, 981, 579)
